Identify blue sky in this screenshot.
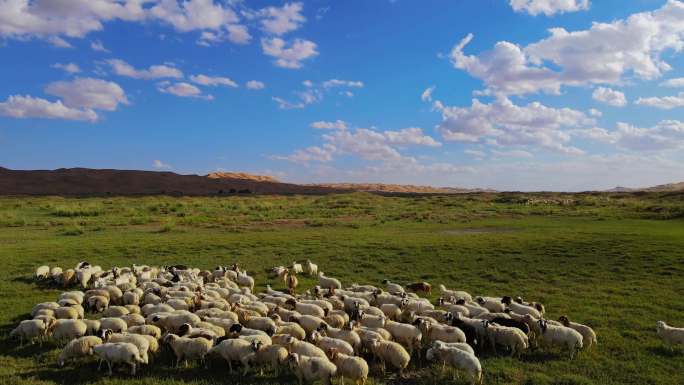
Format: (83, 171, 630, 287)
(1, 0, 684, 191)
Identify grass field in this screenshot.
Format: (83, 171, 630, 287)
(1, 192, 683, 385)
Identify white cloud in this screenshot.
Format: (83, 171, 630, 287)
(311, 120, 347, 130)
(276, 126, 441, 165)
(261, 37, 318, 69)
(0, 94, 97, 122)
(197, 24, 251, 46)
(322, 79, 364, 88)
(492, 149, 534, 158)
(464, 149, 486, 159)
(48, 36, 73, 48)
(149, 0, 239, 32)
(384, 127, 441, 147)
(421, 86, 435, 102)
(153, 159, 172, 169)
(588, 108, 602, 117)
(574, 120, 684, 151)
(90, 39, 109, 52)
(635, 92, 684, 109)
(158, 81, 213, 100)
(245, 80, 265, 90)
(451, 1, 684, 95)
(434, 96, 592, 155)
(0, 0, 146, 40)
(0, 0, 250, 47)
(258, 2, 305, 35)
(51, 62, 81, 74)
(661, 77, 684, 87)
(273, 144, 336, 163)
(592, 87, 627, 107)
(509, 0, 589, 16)
(272, 96, 305, 110)
(107, 59, 183, 80)
(190, 74, 238, 88)
(45, 77, 128, 111)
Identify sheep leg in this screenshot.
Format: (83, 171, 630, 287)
(228, 359, 234, 373)
(131, 363, 136, 376)
(107, 360, 113, 376)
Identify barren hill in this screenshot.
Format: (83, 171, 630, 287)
(206, 172, 279, 183)
(307, 183, 493, 194)
(606, 182, 684, 193)
(0, 167, 340, 196)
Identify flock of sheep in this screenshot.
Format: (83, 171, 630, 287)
(9, 261, 684, 384)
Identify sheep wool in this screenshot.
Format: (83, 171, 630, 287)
(58, 336, 103, 366)
(93, 342, 144, 375)
(656, 321, 684, 349)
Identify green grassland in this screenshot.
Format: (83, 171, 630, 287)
(1, 192, 683, 385)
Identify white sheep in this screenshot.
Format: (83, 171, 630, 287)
(121, 313, 146, 327)
(288, 353, 337, 385)
(283, 335, 328, 359)
(164, 334, 213, 367)
(359, 313, 385, 329)
(127, 324, 161, 340)
(208, 338, 258, 374)
(31, 302, 60, 317)
(236, 271, 255, 291)
(106, 332, 151, 364)
(100, 317, 128, 333)
(318, 324, 362, 354)
(36, 265, 50, 280)
(438, 285, 472, 302)
(288, 299, 326, 318)
(328, 349, 369, 385)
(559, 315, 597, 348)
(368, 339, 410, 376)
(426, 342, 482, 384)
(291, 261, 303, 275)
(419, 321, 466, 345)
(318, 272, 341, 291)
(250, 342, 286, 374)
(656, 321, 684, 350)
(310, 331, 354, 356)
(93, 342, 145, 375)
(58, 336, 103, 366)
(50, 319, 87, 343)
(382, 280, 405, 295)
(476, 296, 505, 313)
(295, 314, 328, 336)
(305, 260, 318, 277)
(383, 320, 422, 355)
(484, 322, 528, 357)
(537, 319, 583, 358)
(10, 319, 50, 345)
(431, 340, 475, 355)
(51, 267, 64, 281)
(502, 296, 541, 318)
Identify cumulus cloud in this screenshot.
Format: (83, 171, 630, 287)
(275, 125, 441, 165)
(190, 74, 238, 88)
(0, 0, 250, 47)
(433, 96, 592, 155)
(492, 149, 534, 158)
(107, 59, 183, 80)
(0, 95, 97, 122)
(52, 62, 81, 74)
(45, 77, 128, 111)
(245, 80, 265, 90)
(575, 120, 684, 151)
(661, 77, 684, 87)
(158, 81, 213, 100)
(451, 1, 684, 95)
(311, 120, 347, 130)
(261, 37, 318, 69)
(509, 0, 589, 16)
(588, 108, 602, 117)
(635, 92, 684, 109)
(273, 79, 362, 109)
(592, 87, 627, 107)
(464, 149, 486, 159)
(257, 2, 305, 35)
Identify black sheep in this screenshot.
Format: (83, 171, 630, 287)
(490, 317, 530, 335)
(451, 318, 479, 349)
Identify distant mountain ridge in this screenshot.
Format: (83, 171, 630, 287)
(207, 172, 279, 183)
(307, 183, 495, 194)
(606, 182, 684, 192)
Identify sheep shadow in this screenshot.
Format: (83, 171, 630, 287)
(647, 345, 683, 357)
